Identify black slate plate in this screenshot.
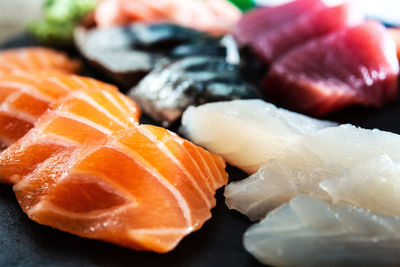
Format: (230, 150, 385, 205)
(1, 34, 400, 267)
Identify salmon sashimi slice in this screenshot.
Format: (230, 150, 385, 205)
(0, 80, 140, 184)
(0, 47, 81, 75)
(13, 124, 227, 253)
(94, 0, 241, 36)
(0, 73, 133, 148)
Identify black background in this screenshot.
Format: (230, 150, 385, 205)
(1, 34, 400, 267)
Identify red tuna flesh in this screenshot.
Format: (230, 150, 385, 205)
(264, 21, 399, 116)
(233, 0, 361, 63)
(233, 0, 325, 46)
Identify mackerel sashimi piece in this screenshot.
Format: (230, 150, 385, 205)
(0, 73, 125, 148)
(265, 21, 400, 116)
(74, 24, 213, 89)
(7, 124, 227, 252)
(130, 57, 259, 126)
(0, 47, 80, 75)
(0, 77, 140, 185)
(236, 1, 361, 63)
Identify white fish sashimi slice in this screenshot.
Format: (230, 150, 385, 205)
(225, 158, 339, 221)
(181, 100, 336, 174)
(244, 196, 400, 267)
(321, 155, 400, 217)
(225, 124, 400, 220)
(298, 124, 400, 166)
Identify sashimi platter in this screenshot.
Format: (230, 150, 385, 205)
(1, 0, 400, 266)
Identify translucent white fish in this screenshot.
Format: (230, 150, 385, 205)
(181, 100, 336, 174)
(225, 125, 400, 220)
(186, 99, 400, 265)
(244, 196, 400, 267)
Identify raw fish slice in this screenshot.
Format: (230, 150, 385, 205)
(233, 0, 325, 46)
(95, 0, 241, 36)
(253, 3, 361, 62)
(225, 159, 330, 221)
(225, 124, 400, 220)
(181, 100, 335, 174)
(131, 57, 259, 126)
(0, 73, 123, 148)
(388, 27, 400, 61)
(170, 39, 228, 59)
(74, 24, 212, 89)
(0, 79, 140, 185)
(13, 125, 227, 253)
(265, 21, 399, 116)
(165, 0, 241, 36)
(320, 155, 400, 217)
(295, 124, 400, 166)
(225, 155, 400, 221)
(244, 196, 400, 266)
(0, 47, 80, 75)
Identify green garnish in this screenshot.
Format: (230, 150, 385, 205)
(229, 0, 255, 11)
(28, 0, 96, 46)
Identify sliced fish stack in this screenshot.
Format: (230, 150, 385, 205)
(233, 0, 399, 116)
(182, 99, 400, 265)
(265, 21, 399, 116)
(0, 53, 228, 253)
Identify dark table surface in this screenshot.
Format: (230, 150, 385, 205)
(1, 35, 400, 267)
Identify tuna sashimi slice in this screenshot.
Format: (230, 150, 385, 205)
(233, 0, 325, 46)
(233, 0, 362, 62)
(10, 125, 227, 253)
(252, 3, 361, 62)
(264, 21, 399, 116)
(0, 47, 80, 76)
